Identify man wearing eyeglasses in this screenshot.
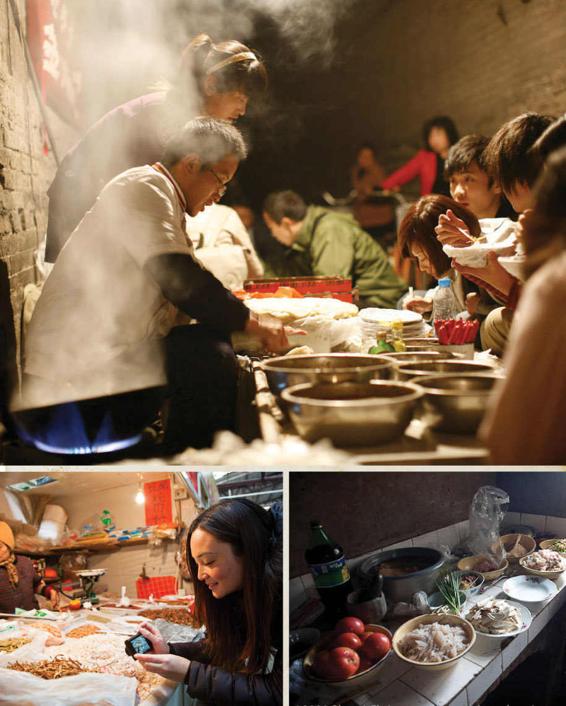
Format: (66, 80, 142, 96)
(19, 118, 292, 455)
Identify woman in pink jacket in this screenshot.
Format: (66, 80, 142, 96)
(382, 116, 459, 197)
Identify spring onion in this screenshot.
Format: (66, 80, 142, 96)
(436, 572, 464, 614)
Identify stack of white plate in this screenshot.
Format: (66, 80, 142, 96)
(360, 309, 425, 350)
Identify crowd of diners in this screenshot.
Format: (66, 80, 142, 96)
(9, 33, 566, 464)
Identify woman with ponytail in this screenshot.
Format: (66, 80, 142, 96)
(46, 34, 267, 261)
(136, 498, 282, 705)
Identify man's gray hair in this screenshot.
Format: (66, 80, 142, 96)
(161, 117, 247, 169)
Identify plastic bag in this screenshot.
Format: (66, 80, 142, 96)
(0, 669, 137, 706)
(467, 486, 509, 565)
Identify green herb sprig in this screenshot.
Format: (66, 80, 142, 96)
(436, 572, 464, 614)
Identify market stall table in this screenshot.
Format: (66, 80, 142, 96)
(0, 600, 200, 706)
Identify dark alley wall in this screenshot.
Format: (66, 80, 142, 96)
(246, 0, 566, 205)
(496, 472, 566, 519)
(289, 471, 496, 578)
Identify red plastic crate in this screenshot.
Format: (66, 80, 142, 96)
(136, 575, 177, 599)
(244, 276, 354, 302)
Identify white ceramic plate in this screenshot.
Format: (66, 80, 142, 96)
(466, 600, 531, 638)
(502, 575, 558, 603)
(360, 308, 423, 325)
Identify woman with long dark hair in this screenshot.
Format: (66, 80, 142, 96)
(136, 498, 282, 705)
(382, 115, 459, 197)
(45, 33, 268, 261)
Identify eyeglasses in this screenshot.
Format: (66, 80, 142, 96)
(208, 168, 228, 197)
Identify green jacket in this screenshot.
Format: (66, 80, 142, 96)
(266, 206, 406, 308)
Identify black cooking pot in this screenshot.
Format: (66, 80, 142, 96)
(359, 547, 444, 603)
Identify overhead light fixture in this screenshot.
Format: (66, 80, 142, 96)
(135, 476, 145, 505)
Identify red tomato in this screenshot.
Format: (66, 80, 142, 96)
(356, 656, 374, 674)
(312, 647, 360, 681)
(359, 632, 391, 662)
(330, 632, 362, 651)
(334, 617, 365, 636)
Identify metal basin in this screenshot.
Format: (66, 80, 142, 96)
(417, 373, 503, 434)
(359, 548, 445, 602)
(378, 351, 456, 378)
(281, 380, 423, 447)
(262, 354, 393, 397)
(394, 359, 494, 382)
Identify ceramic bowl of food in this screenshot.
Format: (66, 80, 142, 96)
(519, 550, 566, 580)
(393, 613, 475, 671)
(495, 533, 537, 563)
(457, 555, 509, 581)
(453, 570, 485, 596)
(465, 598, 531, 638)
(303, 624, 392, 688)
(539, 539, 566, 556)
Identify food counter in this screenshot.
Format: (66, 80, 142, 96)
(292, 514, 566, 706)
(253, 362, 489, 465)
(300, 574, 566, 706)
(0, 598, 200, 706)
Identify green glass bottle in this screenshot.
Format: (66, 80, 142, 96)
(305, 520, 353, 620)
(369, 330, 394, 354)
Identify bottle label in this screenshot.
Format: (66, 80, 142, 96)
(308, 558, 351, 588)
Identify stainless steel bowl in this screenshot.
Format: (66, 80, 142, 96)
(261, 354, 393, 397)
(359, 548, 445, 602)
(378, 351, 456, 378)
(416, 373, 503, 434)
(404, 337, 439, 345)
(281, 380, 423, 447)
(394, 359, 494, 382)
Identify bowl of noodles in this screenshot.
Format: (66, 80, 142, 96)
(392, 613, 475, 671)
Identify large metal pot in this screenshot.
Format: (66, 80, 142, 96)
(359, 548, 445, 602)
(262, 354, 393, 397)
(281, 380, 423, 447)
(417, 373, 503, 434)
(394, 360, 494, 382)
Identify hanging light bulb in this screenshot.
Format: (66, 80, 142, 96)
(135, 478, 145, 505)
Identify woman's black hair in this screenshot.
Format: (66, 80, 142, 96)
(187, 498, 281, 674)
(178, 34, 267, 100)
(422, 115, 460, 150)
(522, 145, 566, 277)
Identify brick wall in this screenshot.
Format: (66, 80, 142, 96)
(0, 0, 57, 383)
(246, 0, 566, 201)
(345, 0, 566, 169)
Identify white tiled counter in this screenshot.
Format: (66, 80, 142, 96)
(350, 573, 566, 706)
(292, 512, 566, 706)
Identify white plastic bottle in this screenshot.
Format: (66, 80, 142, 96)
(432, 278, 460, 321)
